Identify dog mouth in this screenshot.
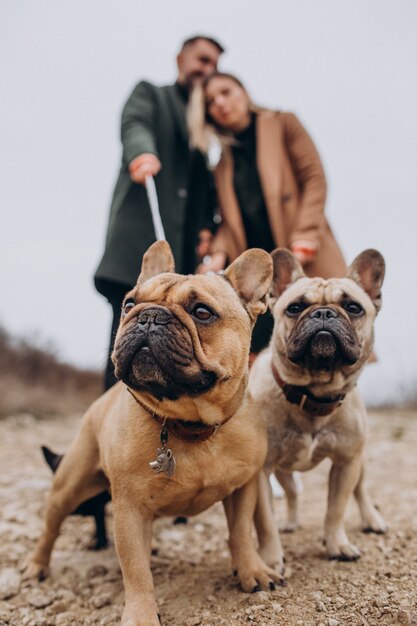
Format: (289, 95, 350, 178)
(113, 306, 217, 400)
(287, 310, 360, 369)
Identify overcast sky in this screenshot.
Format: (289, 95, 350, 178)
(1, 1, 416, 404)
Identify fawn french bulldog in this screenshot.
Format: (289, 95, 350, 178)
(23, 241, 283, 626)
(249, 248, 387, 569)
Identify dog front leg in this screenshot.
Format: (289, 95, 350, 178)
(224, 474, 284, 593)
(254, 471, 284, 573)
(112, 500, 159, 626)
(324, 457, 362, 560)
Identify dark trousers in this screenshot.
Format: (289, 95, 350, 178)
(103, 282, 131, 391)
(250, 308, 274, 354)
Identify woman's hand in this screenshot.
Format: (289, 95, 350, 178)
(196, 251, 227, 274)
(196, 229, 213, 261)
(291, 242, 317, 266)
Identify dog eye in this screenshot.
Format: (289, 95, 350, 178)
(123, 298, 135, 316)
(342, 301, 364, 316)
(286, 302, 307, 316)
(192, 304, 214, 322)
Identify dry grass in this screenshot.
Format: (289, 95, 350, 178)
(0, 326, 102, 418)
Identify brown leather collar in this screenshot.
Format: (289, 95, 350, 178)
(271, 362, 345, 418)
(127, 388, 219, 443)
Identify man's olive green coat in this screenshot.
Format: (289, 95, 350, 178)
(95, 82, 214, 294)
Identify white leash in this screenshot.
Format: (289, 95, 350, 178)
(145, 176, 166, 241)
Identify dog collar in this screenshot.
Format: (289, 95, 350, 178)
(126, 388, 220, 443)
(270, 362, 345, 418)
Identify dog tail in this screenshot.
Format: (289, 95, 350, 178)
(41, 446, 63, 473)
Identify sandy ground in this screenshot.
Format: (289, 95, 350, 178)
(0, 408, 416, 626)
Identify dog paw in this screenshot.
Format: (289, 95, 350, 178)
(281, 521, 299, 533)
(361, 509, 388, 534)
(326, 542, 361, 561)
(121, 606, 161, 626)
(234, 554, 285, 593)
(258, 545, 285, 574)
(87, 537, 109, 550)
(362, 525, 387, 535)
(21, 560, 49, 581)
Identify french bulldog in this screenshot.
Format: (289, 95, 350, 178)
(249, 248, 387, 568)
(23, 241, 283, 626)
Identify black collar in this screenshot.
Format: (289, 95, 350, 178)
(271, 361, 345, 418)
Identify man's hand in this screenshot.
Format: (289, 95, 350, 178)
(129, 154, 161, 184)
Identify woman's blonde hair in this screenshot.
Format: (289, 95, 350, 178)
(187, 72, 261, 158)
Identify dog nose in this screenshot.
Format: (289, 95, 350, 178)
(309, 307, 338, 320)
(138, 306, 173, 326)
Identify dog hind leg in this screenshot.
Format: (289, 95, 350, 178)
(354, 460, 387, 534)
(23, 425, 108, 580)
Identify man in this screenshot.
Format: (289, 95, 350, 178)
(95, 36, 224, 389)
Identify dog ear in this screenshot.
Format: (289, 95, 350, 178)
(270, 248, 305, 300)
(41, 446, 63, 473)
(224, 249, 273, 321)
(347, 249, 385, 313)
(137, 241, 175, 285)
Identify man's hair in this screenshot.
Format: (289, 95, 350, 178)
(181, 35, 225, 54)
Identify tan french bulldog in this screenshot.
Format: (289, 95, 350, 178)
(249, 248, 387, 569)
(23, 241, 283, 626)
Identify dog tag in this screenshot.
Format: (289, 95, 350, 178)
(149, 447, 176, 476)
(149, 423, 176, 476)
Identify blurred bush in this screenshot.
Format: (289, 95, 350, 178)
(0, 326, 102, 418)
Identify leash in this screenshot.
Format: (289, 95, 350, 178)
(145, 175, 166, 241)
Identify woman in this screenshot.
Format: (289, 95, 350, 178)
(188, 72, 347, 353)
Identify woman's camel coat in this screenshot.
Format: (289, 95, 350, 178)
(211, 110, 346, 278)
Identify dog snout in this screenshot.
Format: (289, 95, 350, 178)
(137, 306, 173, 328)
(309, 307, 338, 321)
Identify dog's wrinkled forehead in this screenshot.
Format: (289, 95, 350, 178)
(283, 277, 375, 310)
(135, 272, 242, 314)
(135, 273, 187, 302)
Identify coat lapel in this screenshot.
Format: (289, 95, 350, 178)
(215, 149, 247, 253)
(256, 113, 287, 247)
(166, 84, 188, 145)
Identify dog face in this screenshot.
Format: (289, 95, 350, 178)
(269, 249, 385, 385)
(112, 241, 272, 411)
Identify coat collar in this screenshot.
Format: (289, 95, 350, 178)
(214, 111, 287, 259)
(255, 112, 287, 247)
(165, 83, 188, 144)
